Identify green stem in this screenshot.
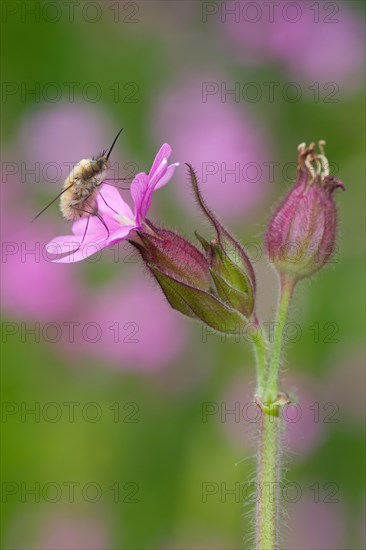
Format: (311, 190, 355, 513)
(252, 319, 269, 397)
(264, 275, 296, 403)
(256, 410, 283, 550)
(253, 275, 296, 548)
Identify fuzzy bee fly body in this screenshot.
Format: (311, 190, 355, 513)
(60, 154, 110, 220)
(32, 128, 124, 224)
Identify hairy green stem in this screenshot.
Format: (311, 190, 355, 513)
(255, 411, 283, 550)
(264, 275, 296, 403)
(252, 320, 269, 397)
(253, 275, 296, 549)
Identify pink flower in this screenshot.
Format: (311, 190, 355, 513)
(37, 516, 111, 550)
(19, 102, 116, 178)
(281, 374, 326, 456)
(324, 349, 365, 422)
(1, 214, 84, 319)
(61, 275, 188, 372)
(220, 373, 259, 452)
(4, 513, 111, 550)
(223, 1, 364, 90)
(153, 76, 271, 220)
(1, 161, 83, 320)
(46, 144, 179, 263)
(283, 496, 346, 550)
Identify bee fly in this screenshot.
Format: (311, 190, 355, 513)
(32, 128, 127, 239)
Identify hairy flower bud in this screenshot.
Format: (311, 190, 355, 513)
(135, 221, 211, 290)
(128, 165, 258, 335)
(186, 163, 256, 318)
(265, 141, 345, 281)
(130, 222, 250, 335)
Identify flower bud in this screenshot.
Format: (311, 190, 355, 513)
(265, 141, 345, 281)
(129, 164, 259, 335)
(130, 222, 249, 335)
(186, 163, 256, 318)
(135, 221, 211, 290)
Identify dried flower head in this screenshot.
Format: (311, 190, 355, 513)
(265, 141, 345, 281)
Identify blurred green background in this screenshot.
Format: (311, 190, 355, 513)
(1, 1, 365, 549)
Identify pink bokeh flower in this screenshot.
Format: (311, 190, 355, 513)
(19, 102, 117, 179)
(153, 76, 271, 220)
(219, 372, 258, 452)
(283, 496, 346, 549)
(281, 374, 326, 456)
(324, 349, 365, 422)
(1, 213, 84, 320)
(224, 1, 364, 89)
(37, 516, 111, 550)
(1, 165, 83, 320)
(62, 275, 187, 372)
(4, 513, 111, 550)
(46, 144, 179, 263)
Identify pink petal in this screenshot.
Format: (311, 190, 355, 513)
(154, 162, 179, 190)
(149, 158, 168, 189)
(72, 216, 112, 244)
(130, 172, 150, 224)
(96, 184, 134, 231)
(46, 231, 109, 263)
(106, 225, 135, 245)
(71, 186, 133, 237)
(46, 235, 85, 256)
(97, 183, 133, 218)
(72, 216, 106, 237)
(53, 240, 109, 263)
(149, 143, 172, 179)
(139, 184, 156, 221)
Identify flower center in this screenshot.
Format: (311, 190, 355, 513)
(114, 212, 135, 226)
